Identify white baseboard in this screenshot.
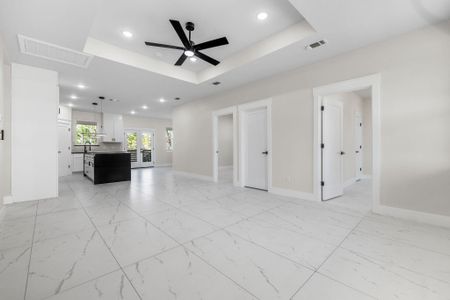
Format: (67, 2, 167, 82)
(269, 187, 315, 201)
(155, 163, 172, 168)
(3, 195, 13, 205)
(374, 204, 450, 229)
(172, 170, 214, 182)
(219, 165, 233, 170)
(344, 178, 357, 188)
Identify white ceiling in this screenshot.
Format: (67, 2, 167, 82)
(89, 0, 303, 72)
(0, 0, 449, 119)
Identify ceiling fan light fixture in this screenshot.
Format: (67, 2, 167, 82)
(189, 57, 197, 62)
(184, 50, 195, 57)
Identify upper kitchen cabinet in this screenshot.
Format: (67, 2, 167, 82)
(102, 113, 124, 143)
(58, 105, 72, 121)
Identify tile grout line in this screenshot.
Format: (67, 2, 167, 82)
(67, 183, 144, 300)
(23, 200, 39, 300)
(113, 188, 266, 299)
(289, 216, 367, 299)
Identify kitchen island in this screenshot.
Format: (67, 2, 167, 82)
(84, 152, 131, 184)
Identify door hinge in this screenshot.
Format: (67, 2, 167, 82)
(321, 143, 324, 149)
(360, 168, 362, 171)
(321, 181, 325, 187)
(360, 123, 362, 127)
(321, 105, 324, 111)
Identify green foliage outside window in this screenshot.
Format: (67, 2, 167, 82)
(166, 128, 173, 151)
(75, 123, 97, 145)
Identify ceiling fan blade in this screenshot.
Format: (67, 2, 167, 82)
(195, 51, 220, 66)
(145, 42, 185, 50)
(169, 19, 191, 49)
(194, 37, 229, 51)
(174, 53, 188, 66)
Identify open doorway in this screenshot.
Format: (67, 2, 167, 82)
(313, 74, 380, 212)
(321, 89, 373, 209)
(212, 106, 238, 185)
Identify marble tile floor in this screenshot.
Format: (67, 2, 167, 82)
(1, 168, 450, 300)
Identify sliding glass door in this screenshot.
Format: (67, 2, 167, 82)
(124, 129, 155, 168)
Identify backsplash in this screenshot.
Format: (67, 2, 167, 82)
(72, 142, 122, 153)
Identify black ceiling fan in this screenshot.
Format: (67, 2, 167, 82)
(145, 20, 229, 66)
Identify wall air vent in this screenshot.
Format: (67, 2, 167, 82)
(17, 34, 93, 68)
(305, 39, 327, 50)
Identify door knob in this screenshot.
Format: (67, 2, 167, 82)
(355, 150, 359, 153)
(340, 151, 345, 155)
(262, 151, 269, 155)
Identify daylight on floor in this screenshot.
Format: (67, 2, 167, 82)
(0, 0, 449, 299)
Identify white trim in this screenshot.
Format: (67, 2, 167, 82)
(313, 74, 381, 211)
(238, 99, 272, 191)
(344, 177, 357, 189)
(3, 195, 13, 205)
(219, 165, 233, 170)
(212, 106, 238, 186)
(270, 187, 315, 201)
(373, 205, 450, 229)
(172, 170, 214, 182)
(154, 163, 172, 168)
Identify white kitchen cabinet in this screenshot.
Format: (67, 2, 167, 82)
(58, 105, 72, 121)
(72, 153, 84, 172)
(102, 113, 124, 143)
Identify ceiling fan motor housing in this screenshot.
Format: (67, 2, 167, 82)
(185, 22, 195, 32)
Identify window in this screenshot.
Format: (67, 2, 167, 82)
(75, 122, 98, 145)
(166, 127, 174, 151)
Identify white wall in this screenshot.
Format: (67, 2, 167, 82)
(122, 115, 172, 166)
(8, 64, 59, 203)
(218, 114, 233, 166)
(173, 21, 450, 217)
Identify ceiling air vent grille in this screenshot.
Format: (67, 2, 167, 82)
(306, 40, 327, 50)
(17, 34, 93, 68)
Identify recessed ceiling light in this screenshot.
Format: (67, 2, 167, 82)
(122, 31, 133, 38)
(68, 103, 74, 107)
(77, 83, 86, 89)
(184, 50, 194, 57)
(142, 105, 148, 109)
(212, 81, 221, 86)
(159, 98, 166, 103)
(70, 94, 78, 100)
(130, 110, 136, 115)
(257, 12, 268, 21)
(174, 97, 181, 101)
(189, 57, 197, 62)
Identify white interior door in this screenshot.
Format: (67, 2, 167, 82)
(58, 123, 72, 177)
(355, 113, 363, 180)
(322, 99, 344, 200)
(245, 108, 268, 190)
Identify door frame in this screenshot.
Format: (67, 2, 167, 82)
(238, 98, 272, 190)
(313, 74, 381, 211)
(212, 106, 238, 185)
(124, 127, 156, 168)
